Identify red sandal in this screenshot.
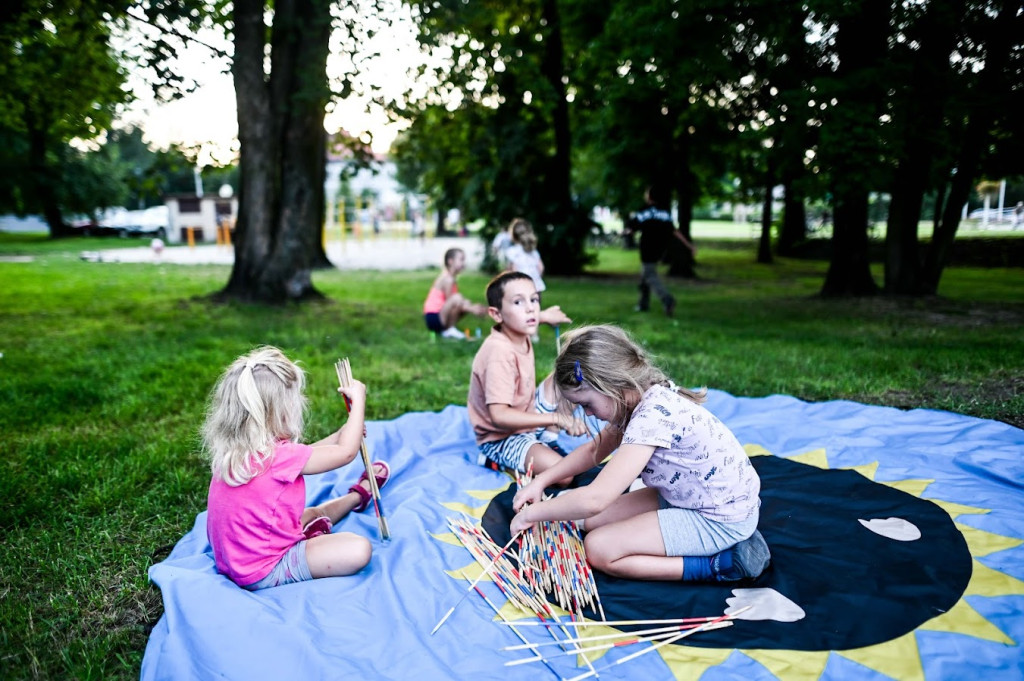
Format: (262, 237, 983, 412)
(301, 515, 333, 539)
(349, 461, 390, 513)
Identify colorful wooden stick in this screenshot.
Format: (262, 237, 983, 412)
(431, 530, 523, 635)
(335, 358, 390, 540)
(503, 620, 734, 651)
(562, 607, 751, 681)
(502, 615, 723, 628)
(457, 570, 565, 680)
(505, 621, 734, 666)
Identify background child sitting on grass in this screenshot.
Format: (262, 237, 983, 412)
(467, 272, 586, 481)
(203, 346, 390, 590)
(422, 247, 488, 341)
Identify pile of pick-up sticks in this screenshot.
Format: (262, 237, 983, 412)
(514, 469, 603, 620)
(434, 470, 747, 680)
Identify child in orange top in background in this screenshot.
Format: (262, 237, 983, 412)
(422, 248, 487, 340)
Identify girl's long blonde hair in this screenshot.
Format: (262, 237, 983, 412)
(553, 324, 706, 428)
(201, 346, 307, 486)
(509, 218, 538, 253)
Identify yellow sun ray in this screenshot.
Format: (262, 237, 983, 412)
(440, 483, 510, 519)
(964, 558, 1024, 599)
(930, 499, 990, 520)
(956, 524, 1024, 558)
(661, 642, 733, 678)
(788, 448, 828, 469)
(467, 486, 511, 500)
(446, 559, 488, 582)
(742, 648, 831, 680)
(880, 477, 933, 498)
(744, 444, 773, 457)
(431, 531, 464, 548)
(919, 594, 1015, 645)
(439, 500, 490, 517)
(844, 460, 879, 480)
(840, 631, 925, 681)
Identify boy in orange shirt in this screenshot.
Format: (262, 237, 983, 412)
(467, 272, 586, 480)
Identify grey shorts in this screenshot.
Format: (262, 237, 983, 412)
(657, 497, 760, 557)
(242, 540, 313, 591)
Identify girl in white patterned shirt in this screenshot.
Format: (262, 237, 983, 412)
(512, 324, 769, 582)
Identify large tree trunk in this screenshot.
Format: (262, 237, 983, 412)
(820, 0, 887, 297)
(773, 7, 813, 258)
(757, 167, 774, 264)
(777, 179, 806, 256)
(26, 125, 71, 237)
(538, 0, 587, 275)
(668, 123, 697, 278)
(275, 0, 332, 273)
(921, 0, 1017, 294)
(884, 0, 963, 295)
(823, 190, 878, 295)
(220, 0, 332, 304)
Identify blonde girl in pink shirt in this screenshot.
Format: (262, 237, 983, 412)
(203, 346, 390, 590)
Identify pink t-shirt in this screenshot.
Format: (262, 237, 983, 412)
(423, 282, 458, 314)
(467, 327, 536, 444)
(206, 440, 312, 586)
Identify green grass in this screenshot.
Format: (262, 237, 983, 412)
(0, 233, 1022, 679)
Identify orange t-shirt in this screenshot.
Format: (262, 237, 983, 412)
(467, 327, 536, 444)
(423, 282, 458, 314)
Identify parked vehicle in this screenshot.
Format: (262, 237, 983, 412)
(967, 207, 1014, 221)
(87, 207, 169, 239)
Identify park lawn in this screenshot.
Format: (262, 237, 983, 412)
(0, 234, 1021, 680)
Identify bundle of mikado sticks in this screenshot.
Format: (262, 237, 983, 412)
(447, 516, 556, 619)
(513, 469, 605, 621)
(446, 469, 604, 622)
(445, 488, 748, 681)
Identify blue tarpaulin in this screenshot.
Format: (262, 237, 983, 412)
(142, 392, 1024, 681)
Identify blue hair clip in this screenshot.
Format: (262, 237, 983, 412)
(574, 360, 584, 384)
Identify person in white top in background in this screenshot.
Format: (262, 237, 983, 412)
(504, 218, 546, 296)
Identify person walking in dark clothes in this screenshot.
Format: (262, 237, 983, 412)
(625, 185, 695, 316)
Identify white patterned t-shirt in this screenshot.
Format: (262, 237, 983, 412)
(622, 384, 760, 523)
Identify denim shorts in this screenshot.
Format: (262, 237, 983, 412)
(242, 540, 313, 591)
(657, 496, 760, 557)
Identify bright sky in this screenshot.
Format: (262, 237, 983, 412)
(119, 3, 426, 166)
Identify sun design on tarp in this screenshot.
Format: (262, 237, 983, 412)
(435, 445, 1023, 681)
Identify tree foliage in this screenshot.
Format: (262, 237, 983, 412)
(394, 0, 1022, 296)
(0, 0, 131, 234)
(396, 0, 592, 274)
(134, 0, 389, 304)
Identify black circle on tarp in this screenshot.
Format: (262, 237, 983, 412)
(481, 455, 972, 650)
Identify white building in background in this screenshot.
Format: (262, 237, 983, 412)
(163, 194, 237, 244)
(324, 141, 425, 236)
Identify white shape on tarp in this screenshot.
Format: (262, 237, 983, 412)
(725, 588, 806, 622)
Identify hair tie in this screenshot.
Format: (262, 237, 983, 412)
(574, 360, 584, 384)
